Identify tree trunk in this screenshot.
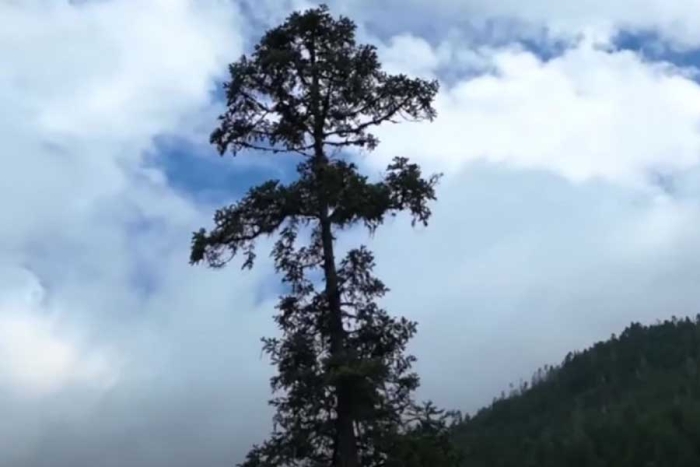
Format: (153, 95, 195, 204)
(308, 32, 359, 467)
(317, 157, 360, 467)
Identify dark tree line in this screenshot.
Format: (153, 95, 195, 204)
(191, 5, 460, 467)
(452, 316, 700, 467)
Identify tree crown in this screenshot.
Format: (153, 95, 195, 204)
(210, 4, 438, 157)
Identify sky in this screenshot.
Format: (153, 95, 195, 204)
(2, 0, 700, 465)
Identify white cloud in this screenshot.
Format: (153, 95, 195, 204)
(2, 0, 237, 142)
(359, 166, 700, 412)
(0, 0, 241, 253)
(369, 36, 700, 187)
(463, 0, 700, 47)
(336, 0, 700, 48)
(0, 267, 118, 397)
(0, 0, 278, 465)
(347, 25, 700, 414)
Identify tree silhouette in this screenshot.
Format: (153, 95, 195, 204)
(190, 4, 458, 467)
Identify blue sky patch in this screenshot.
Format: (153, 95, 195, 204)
(149, 134, 302, 206)
(613, 30, 700, 71)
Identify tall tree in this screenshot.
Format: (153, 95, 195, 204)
(190, 5, 453, 466)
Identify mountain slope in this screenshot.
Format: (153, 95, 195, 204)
(452, 316, 700, 467)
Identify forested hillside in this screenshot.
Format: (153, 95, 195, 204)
(453, 317, 700, 467)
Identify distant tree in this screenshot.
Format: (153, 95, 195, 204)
(384, 402, 464, 467)
(190, 5, 458, 466)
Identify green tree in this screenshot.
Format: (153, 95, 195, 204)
(451, 316, 700, 467)
(190, 5, 457, 466)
